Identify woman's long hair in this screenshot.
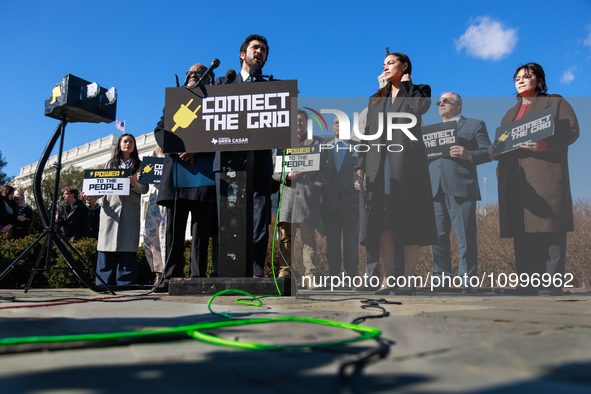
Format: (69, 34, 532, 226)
(107, 133, 141, 172)
(0, 185, 15, 203)
(0, 185, 17, 211)
(514, 62, 548, 97)
(371, 53, 412, 107)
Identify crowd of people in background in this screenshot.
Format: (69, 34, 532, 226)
(1, 35, 579, 297)
(0, 186, 31, 240)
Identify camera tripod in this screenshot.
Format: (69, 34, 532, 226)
(0, 120, 115, 294)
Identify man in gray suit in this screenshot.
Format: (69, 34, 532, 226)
(429, 92, 492, 292)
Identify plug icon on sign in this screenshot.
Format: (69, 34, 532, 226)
(172, 99, 201, 132)
(143, 163, 154, 174)
(497, 130, 510, 142)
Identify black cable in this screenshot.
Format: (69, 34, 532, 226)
(5, 296, 160, 303)
(338, 337, 392, 394)
(302, 297, 396, 302)
(335, 299, 397, 393)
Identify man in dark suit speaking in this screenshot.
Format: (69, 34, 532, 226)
(215, 34, 272, 277)
(428, 92, 492, 292)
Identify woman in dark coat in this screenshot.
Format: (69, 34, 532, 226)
(355, 52, 436, 295)
(0, 185, 29, 239)
(489, 63, 579, 295)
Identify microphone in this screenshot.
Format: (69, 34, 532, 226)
(224, 69, 236, 84)
(195, 58, 220, 86)
(249, 63, 263, 81)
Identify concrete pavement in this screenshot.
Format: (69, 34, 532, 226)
(1, 288, 590, 393)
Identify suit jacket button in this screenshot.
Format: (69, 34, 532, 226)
(404, 159, 409, 163)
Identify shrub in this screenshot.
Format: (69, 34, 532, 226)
(2, 200, 589, 289)
(0, 234, 51, 288)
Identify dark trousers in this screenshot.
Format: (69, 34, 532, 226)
(95, 251, 137, 285)
(252, 175, 272, 277)
(431, 193, 478, 279)
(514, 232, 567, 285)
(163, 201, 216, 282)
(325, 193, 360, 277)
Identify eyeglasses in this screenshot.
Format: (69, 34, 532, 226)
(186, 70, 204, 77)
(436, 98, 455, 106)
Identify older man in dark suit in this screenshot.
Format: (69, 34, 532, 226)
(154, 62, 217, 292)
(214, 34, 273, 277)
(429, 92, 491, 292)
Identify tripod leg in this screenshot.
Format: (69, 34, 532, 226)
(53, 235, 116, 295)
(24, 230, 52, 293)
(0, 229, 50, 283)
(59, 235, 116, 294)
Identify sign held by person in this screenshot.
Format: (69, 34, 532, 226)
(138, 157, 164, 184)
(275, 145, 321, 172)
(421, 121, 458, 159)
(492, 106, 554, 156)
(82, 169, 130, 196)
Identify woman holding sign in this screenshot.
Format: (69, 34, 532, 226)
(355, 51, 436, 295)
(88, 134, 149, 286)
(143, 148, 167, 286)
(489, 63, 579, 295)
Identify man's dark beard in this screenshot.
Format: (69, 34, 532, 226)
(246, 56, 265, 69)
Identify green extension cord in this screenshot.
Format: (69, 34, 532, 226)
(0, 289, 381, 350)
(268, 152, 289, 295)
(0, 153, 383, 351)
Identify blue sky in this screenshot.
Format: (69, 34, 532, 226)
(1, 0, 590, 202)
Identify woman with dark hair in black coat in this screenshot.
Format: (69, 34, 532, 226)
(355, 52, 436, 295)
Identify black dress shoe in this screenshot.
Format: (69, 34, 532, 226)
(394, 287, 416, 295)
